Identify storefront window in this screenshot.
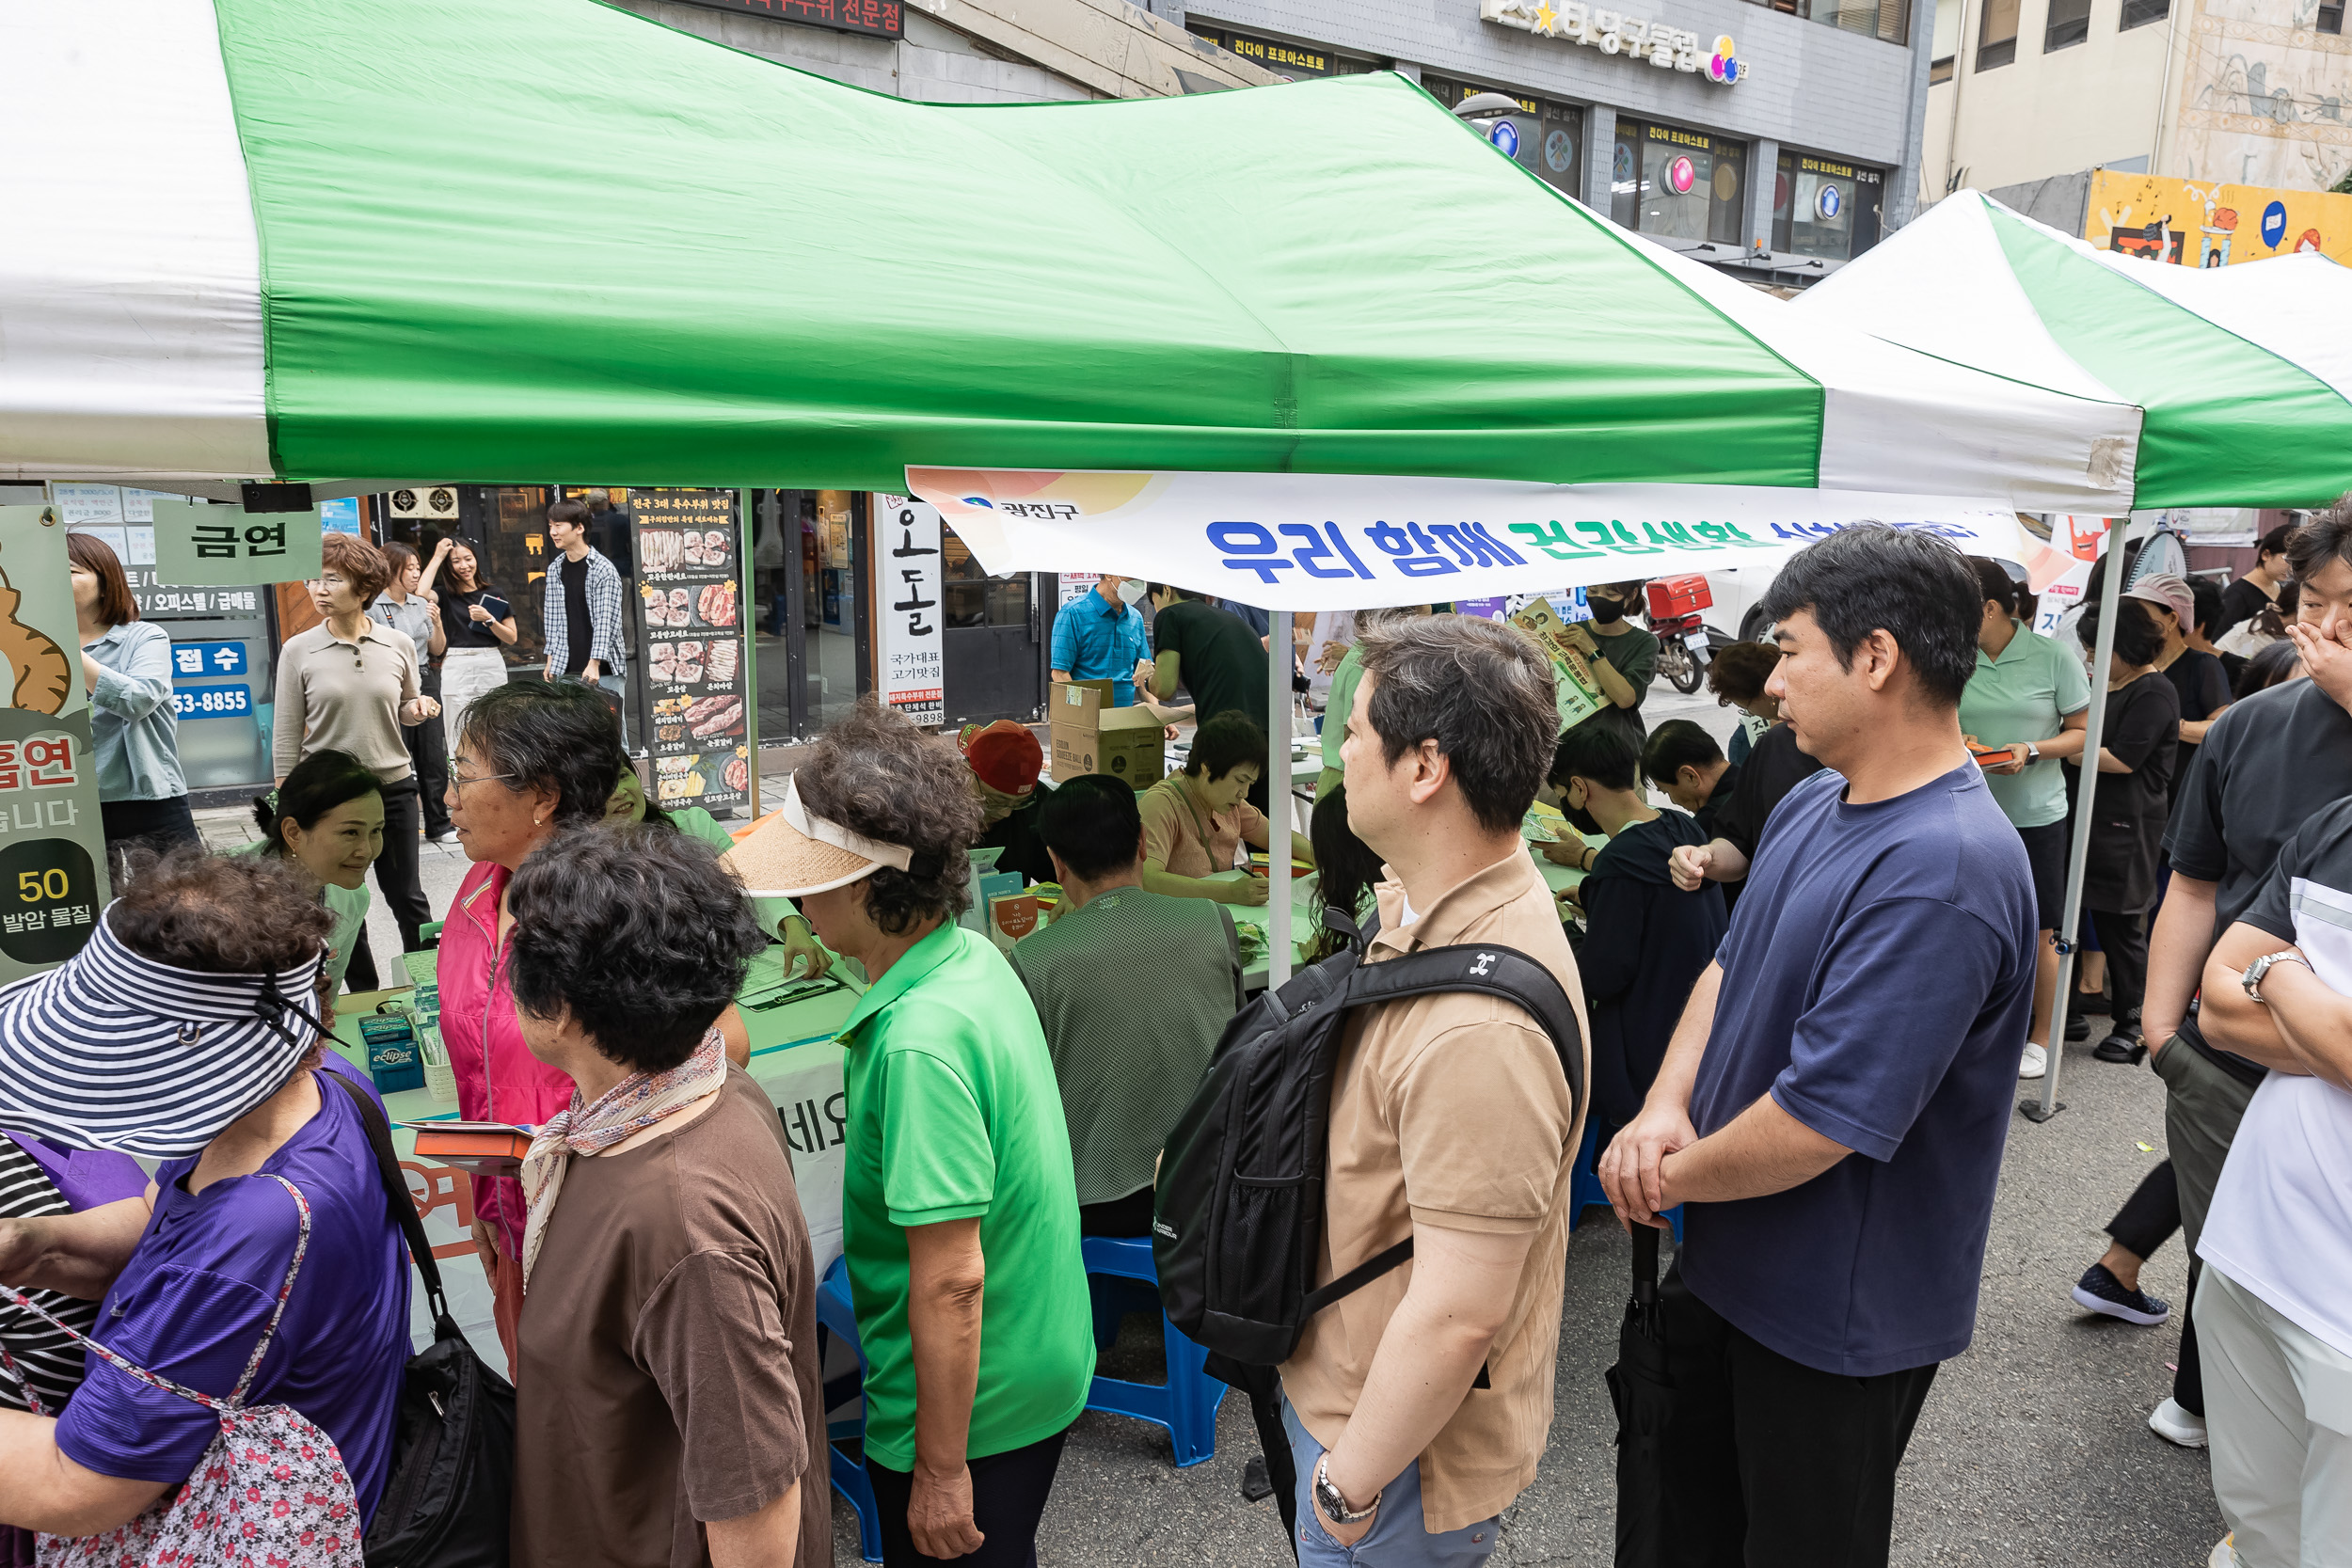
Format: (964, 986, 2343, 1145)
(1422, 76, 1584, 201)
(942, 529, 1030, 630)
(1772, 151, 1887, 261)
(1612, 119, 1745, 245)
(1184, 24, 1375, 79)
(1742, 0, 1908, 44)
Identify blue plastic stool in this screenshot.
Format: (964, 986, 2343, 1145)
(813, 1257, 883, 1562)
(1568, 1117, 1682, 1243)
(1080, 1235, 1226, 1467)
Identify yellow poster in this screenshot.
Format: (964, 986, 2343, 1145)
(2088, 171, 2352, 268)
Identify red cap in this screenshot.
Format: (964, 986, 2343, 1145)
(960, 721, 1042, 796)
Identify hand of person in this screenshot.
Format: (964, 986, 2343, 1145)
(471, 1214, 502, 1277)
(907, 1463, 984, 1560)
(469, 603, 492, 624)
(1980, 742, 2027, 777)
(1560, 621, 1598, 656)
(410, 696, 442, 721)
(424, 599, 443, 625)
(431, 537, 454, 562)
(583, 659, 602, 683)
(1315, 641, 1348, 674)
(1668, 841, 1714, 892)
(1600, 1101, 1698, 1227)
(1318, 1496, 1377, 1548)
(1540, 838, 1585, 867)
(1224, 875, 1271, 907)
(1559, 883, 1584, 912)
(777, 914, 830, 981)
(1134, 657, 1156, 692)
(2287, 619, 2352, 715)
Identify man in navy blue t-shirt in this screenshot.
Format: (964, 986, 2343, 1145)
(1600, 527, 2036, 1566)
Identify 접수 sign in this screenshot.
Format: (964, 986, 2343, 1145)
(905, 468, 2031, 614)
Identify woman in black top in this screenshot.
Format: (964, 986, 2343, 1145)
(2063, 597, 2181, 1062)
(421, 538, 518, 752)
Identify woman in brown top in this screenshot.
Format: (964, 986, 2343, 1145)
(502, 824, 831, 1568)
(1137, 711, 1313, 907)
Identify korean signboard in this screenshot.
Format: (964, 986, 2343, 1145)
(1480, 0, 1742, 85)
(875, 494, 945, 728)
(666, 0, 900, 37)
(634, 489, 751, 815)
(151, 499, 324, 588)
(905, 468, 2031, 613)
(0, 508, 113, 985)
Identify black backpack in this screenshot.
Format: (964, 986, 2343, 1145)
(329, 1072, 516, 1568)
(1152, 911, 1585, 1367)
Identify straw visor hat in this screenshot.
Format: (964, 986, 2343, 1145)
(722, 774, 942, 898)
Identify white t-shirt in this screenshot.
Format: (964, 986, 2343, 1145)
(2198, 802, 2352, 1357)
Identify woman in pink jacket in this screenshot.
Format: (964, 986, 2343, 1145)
(438, 681, 625, 1365)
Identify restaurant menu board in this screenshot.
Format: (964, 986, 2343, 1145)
(875, 493, 945, 728)
(635, 489, 751, 814)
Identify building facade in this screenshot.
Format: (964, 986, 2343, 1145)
(1175, 0, 1937, 281)
(1922, 0, 2352, 211)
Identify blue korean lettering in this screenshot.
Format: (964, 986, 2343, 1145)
(1278, 523, 1372, 580)
(1427, 522, 1527, 569)
(1362, 521, 1459, 578)
(1208, 520, 1295, 585)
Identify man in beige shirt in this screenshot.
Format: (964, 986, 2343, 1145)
(1281, 612, 1588, 1565)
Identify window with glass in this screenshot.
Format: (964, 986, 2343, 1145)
(1978, 0, 2019, 69)
(2319, 0, 2343, 32)
(1422, 76, 1585, 200)
(1183, 24, 1375, 79)
(1612, 119, 1746, 245)
(1930, 0, 1963, 80)
(2043, 0, 2090, 50)
(1772, 152, 1887, 261)
(1740, 0, 1907, 43)
(2120, 0, 2169, 27)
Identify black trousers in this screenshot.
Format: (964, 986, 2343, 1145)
(99, 796, 199, 882)
(866, 1427, 1067, 1567)
(2102, 1159, 2201, 1411)
(1657, 1267, 1937, 1568)
(2067, 908, 2149, 1033)
(373, 778, 432, 954)
(403, 665, 450, 837)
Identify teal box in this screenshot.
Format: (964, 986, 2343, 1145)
(358, 1012, 425, 1095)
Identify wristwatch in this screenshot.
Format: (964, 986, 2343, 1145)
(2025, 742, 2042, 763)
(2241, 949, 2312, 1004)
(1313, 1453, 1380, 1527)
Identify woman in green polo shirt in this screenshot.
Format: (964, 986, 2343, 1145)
(723, 698, 1092, 1566)
(243, 748, 383, 993)
(1958, 560, 2091, 1081)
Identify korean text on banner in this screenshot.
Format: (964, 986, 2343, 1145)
(150, 499, 326, 588)
(0, 508, 114, 985)
(876, 494, 945, 728)
(904, 470, 2030, 613)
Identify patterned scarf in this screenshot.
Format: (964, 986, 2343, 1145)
(518, 1028, 726, 1292)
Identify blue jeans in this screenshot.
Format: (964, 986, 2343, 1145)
(1281, 1396, 1502, 1567)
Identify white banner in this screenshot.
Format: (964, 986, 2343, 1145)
(906, 468, 2033, 613)
(873, 493, 944, 727)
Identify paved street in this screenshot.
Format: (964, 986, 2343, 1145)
(213, 686, 2227, 1566)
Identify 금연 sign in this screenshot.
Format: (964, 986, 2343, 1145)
(875, 494, 946, 728)
(0, 508, 114, 984)
(150, 499, 325, 588)
(903, 469, 2031, 614)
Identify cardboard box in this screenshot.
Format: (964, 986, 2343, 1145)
(1050, 683, 1165, 786)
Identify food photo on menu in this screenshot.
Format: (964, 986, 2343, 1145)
(636, 528, 734, 574)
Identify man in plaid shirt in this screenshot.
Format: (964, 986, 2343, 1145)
(543, 499, 628, 737)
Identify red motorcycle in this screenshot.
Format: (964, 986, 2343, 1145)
(1644, 576, 1717, 694)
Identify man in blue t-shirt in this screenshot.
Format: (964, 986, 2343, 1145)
(1600, 527, 2036, 1565)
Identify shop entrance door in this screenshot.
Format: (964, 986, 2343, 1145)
(940, 522, 1044, 726)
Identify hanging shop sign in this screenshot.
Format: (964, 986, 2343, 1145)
(0, 508, 113, 986)
(905, 468, 2029, 614)
(874, 494, 946, 729)
(1480, 0, 1741, 84)
(667, 0, 900, 39)
(149, 499, 324, 589)
(634, 488, 751, 815)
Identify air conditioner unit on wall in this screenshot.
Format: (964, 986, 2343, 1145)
(387, 485, 461, 520)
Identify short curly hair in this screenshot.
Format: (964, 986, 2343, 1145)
(1705, 640, 1779, 706)
(456, 681, 622, 829)
(506, 825, 768, 1073)
(795, 698, 983, 935)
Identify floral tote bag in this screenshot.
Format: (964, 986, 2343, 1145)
(0, 1175, 367, 1568)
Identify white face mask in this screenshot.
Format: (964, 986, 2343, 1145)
(1115, 579, 1146, 607)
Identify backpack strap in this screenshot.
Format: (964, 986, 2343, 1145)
(327, 1069, 451, 1323)
(1340, 942, 1587, 1121)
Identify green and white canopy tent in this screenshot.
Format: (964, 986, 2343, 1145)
(1796, 191, 2352, 511)
(3, 0, 2142, 521)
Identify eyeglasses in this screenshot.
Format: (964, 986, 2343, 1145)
(446, 760, 516, 790)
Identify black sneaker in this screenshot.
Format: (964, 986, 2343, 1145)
(2072, 1262, 2169, 1325)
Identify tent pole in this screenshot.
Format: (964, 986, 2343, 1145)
(1270, 608, 1294, 991)
(2024, 514, 2128, 1123)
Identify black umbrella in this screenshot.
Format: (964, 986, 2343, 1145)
(1607, 1223, 1671, 1568)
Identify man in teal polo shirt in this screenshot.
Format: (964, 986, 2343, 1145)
(1051, 576, 1154, 705)
(724, 706, 1093, 1565)
(1957, 559, 2091, 1079)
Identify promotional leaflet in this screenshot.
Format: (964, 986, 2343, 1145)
(634, 488, 751, 814)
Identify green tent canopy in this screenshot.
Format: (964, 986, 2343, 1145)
(5, 0, 2144, 513)
(1798, 191, 2352, 509)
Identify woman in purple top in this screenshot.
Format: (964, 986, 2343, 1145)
(0, 851, 410, 1539)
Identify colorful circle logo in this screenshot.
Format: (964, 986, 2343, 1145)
(1544, 127, 1575, 174)
(1668, 155, 1696, 196)
(1708, 36, 1740, 84)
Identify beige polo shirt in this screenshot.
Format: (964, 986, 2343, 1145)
(272, 621, 421, 784)
(1280, 847, 1588, 1533)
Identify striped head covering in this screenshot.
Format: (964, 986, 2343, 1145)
(0, 906, 327, 1159)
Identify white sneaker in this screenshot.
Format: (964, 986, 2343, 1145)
(2207, 1536, 2235, 1568)
(2018, 1042, 2047, 1080)
(2150, 1396, 2208, 1448)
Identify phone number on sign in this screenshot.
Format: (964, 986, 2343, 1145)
(170, 685, 251, 719)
